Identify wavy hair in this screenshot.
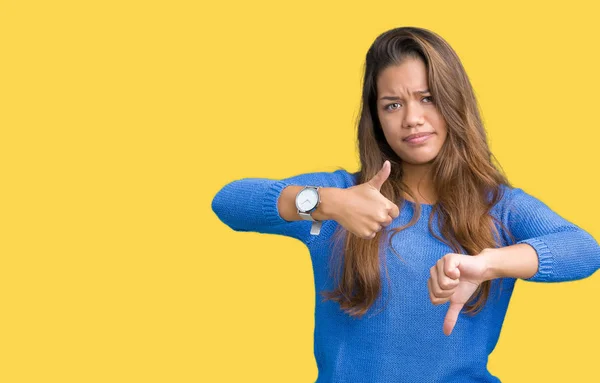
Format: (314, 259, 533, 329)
(321, 26, 515, 318)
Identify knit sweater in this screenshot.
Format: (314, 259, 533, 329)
(211, 169, 600, 383)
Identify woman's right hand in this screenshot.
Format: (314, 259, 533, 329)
(333, 160, 400, 239)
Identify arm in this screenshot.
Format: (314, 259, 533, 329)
(277, 185, 343, 222)
(482, 244, 539, 280)
(492, 187, 600, 282)
(211, 169, 356, 245)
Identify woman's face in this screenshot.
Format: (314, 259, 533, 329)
(376, 58, 448, 166)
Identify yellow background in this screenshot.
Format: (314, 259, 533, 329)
(1, 1, 599, 382)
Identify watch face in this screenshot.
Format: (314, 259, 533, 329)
(296, 188, 319, 212)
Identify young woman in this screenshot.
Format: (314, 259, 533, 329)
(211, 26, 600, 382)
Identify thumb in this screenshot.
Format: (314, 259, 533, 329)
(449, 258, 461, 279)
(443, 302, 463, 336)
(368, 160, 391, 191)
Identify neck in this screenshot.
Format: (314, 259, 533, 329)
(401, 163, 437, 204)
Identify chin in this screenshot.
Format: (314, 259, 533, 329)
(397, 152, 440, 165)
(404, 158, 436, 165)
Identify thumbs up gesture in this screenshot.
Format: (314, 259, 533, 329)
(428, 252, 490, 336)
(333, 160, 400, 240)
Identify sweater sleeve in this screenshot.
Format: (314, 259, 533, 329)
(504, 187, 600, 282)
(211, 168, 357, 245)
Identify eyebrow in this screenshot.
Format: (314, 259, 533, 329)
(379, 89, 430, 101)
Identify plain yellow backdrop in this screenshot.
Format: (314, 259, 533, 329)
(1, 0, 599, 382)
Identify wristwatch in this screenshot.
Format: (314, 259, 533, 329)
(295, 186, 323, 235)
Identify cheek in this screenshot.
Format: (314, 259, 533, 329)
(378, 115, 400, 138)
(380, 125, 400, 143)
(432, 112, 446, 129)
(430, 115, 447, 137)
(438, 124, 448, 142)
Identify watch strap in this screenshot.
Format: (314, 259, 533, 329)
(296, 186, 322, 236)
(310, 221, 322, 235)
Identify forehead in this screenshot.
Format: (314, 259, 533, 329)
(376, 59, 428, 94)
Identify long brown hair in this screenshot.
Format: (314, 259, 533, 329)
(321, 26, 515, 318)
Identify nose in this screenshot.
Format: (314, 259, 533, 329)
(402, 101, 425, 128)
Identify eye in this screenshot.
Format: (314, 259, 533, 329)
(384, 96, 433, 111)
(384, 103, 401, 111)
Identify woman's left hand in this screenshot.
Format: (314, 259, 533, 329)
(427, 251, 492, 336)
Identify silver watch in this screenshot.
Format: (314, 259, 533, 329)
(295, 186, 323, 235)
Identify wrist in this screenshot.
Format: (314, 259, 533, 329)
(311, 187, 343, 221)
(480, 248, 501, 281)
(479, 244, 540, 281)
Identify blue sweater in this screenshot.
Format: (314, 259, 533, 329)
(211, 169, 600, 383)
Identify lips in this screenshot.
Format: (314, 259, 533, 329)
(403, 132, 434, 141)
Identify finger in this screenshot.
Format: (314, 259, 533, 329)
(429, 265, 454, 298)
(437, 258, 460, 291)
(428, 278, 450, 305)
(367, 160, 391, 191)
(444, 256, 461, 280)
(381, 215, 393, 227)
(427, 277, 432, 297)
(443, 302, 463, 336)
(388, 203, 400, 218)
